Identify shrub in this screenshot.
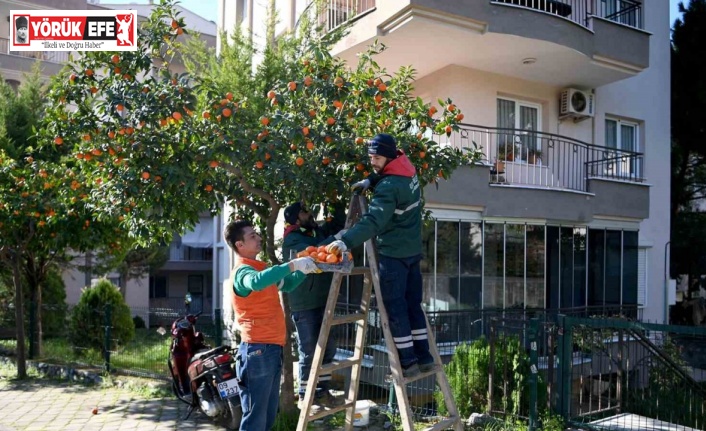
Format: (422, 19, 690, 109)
(69, 279, 135, 354)
(132, 315, 146, 329)
(436, 335, 543, 418)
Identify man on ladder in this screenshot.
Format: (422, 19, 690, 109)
(327, 133, 434, 378)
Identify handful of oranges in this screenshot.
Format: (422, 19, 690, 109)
(296, 245, 353, 264)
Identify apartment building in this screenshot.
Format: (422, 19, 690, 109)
(0, 0, 218, 316)
(217, 0, 670, 326)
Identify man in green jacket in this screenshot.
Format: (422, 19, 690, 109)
(282, 202, 345, 409)
(327, 133, 434, 378)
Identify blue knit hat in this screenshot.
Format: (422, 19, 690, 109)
(284, 202, 302, 225)
(367, 134, 398, 159)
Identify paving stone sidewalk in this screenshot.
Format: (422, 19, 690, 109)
(0, 379, 222, 431)
(0, 378, 399, 431)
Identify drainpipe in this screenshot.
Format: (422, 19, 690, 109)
(664, 241, 670, 324)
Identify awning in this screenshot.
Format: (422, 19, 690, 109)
(180, 217, 214, 248)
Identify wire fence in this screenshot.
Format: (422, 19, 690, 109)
(1, 301, 705, 430)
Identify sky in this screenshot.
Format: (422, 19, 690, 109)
(103, 0, 690, 29)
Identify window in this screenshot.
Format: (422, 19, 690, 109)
(149, 275, 167, 298)
(188, 275, 204, 293)
(605, 118, 640, 178)
(497, 98, 542, 161)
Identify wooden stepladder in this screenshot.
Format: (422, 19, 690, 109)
(296, 194, 463, 431)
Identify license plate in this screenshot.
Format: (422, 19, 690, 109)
(217, 378, 239, 399)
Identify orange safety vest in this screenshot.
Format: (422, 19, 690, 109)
(232, 257, 286, 346)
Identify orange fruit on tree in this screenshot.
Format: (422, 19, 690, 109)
(265, 153, 271, 160)
(209, 160, 219, 168)
(267, 90, 276, 99)
(261, 117, 270, 126)
(445, 125, 452, 134)
(85, 69, 94, 76)
(356, 163, 365, 171)
(309, 109, 316, 117)
(83, 134, 91, 141)
(288, 81, 297, 91)
(111, 54, 120, 64)
(171, 19, 179, 29)
(419, 151, 426, 159)
(222, 108, 232, 118)
(290, 144, 297, 151)
(202, 111, 211, 119)
(428, 106, 437, 116)
(116, 103, 124, 112)
(54, 136, 63, 145)
(377, 83, 387, 92)
(141, 171, 150, 180)
(172, 111, 182, 121)
(306, 141, 314, 151)
(333, 100, 343, 109)
(255, 161, 264, 169)
(90, 86, 98, 94)
(324, 136, 333, 144)
(114, 67, 121, 74)
(355, 137, 364, 145)
(204, 184, 213, 192)
(446, 104, 456, 112)
(295, 157, 304, 166)
(334, 76, 344, 87)
(226, 92, 233, 100)
(250, 142, 258, 151)
(455, 113, 464, 121)
(322, 157, 330, 165)
(302, 126, 309, 136)
(327, 117, 336, 126)
(176, 27, 183, 35)
(304, 76, 313, 86)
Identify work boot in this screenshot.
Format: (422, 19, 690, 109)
(298, 397, 321, 415)
(317, 390, 344, 409)
(419, 362, 436, 373)
(402, 363, 420, 378)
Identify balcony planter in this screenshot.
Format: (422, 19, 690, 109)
(527, 149, 542, 165)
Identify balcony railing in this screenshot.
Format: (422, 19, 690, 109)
(0, 37, 70, 64)
(430, 123, 644, 192)
(300, 0, 376, 32)
(491, 0, 643, 30)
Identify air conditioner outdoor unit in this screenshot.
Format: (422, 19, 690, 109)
(560, 88, 594, 120)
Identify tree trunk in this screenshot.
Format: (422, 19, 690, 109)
(12, 256, 27, 379)
(279, 293, 297, 414)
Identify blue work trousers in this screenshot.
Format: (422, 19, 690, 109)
(292, 306, 337, 399)
(378, 254, 433, 368)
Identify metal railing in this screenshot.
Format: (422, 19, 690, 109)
(167, 243, 213, 261)
(491, 0, 643, 30)
(431, 123, 644, 192)
(0, 37, 70, 64)
(299, 0, 376, 32)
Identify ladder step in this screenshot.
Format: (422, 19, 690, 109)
(349, 267, 371, 275)
(422, 417, 461, 431)
(320, 357, 360, 374)
(307, 401, 356, 421)
(332, 312, 366, 325)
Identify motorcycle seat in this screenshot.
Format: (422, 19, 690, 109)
(191, 345, 229, 362)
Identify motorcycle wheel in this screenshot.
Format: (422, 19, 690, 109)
(218, 397, 242, 430)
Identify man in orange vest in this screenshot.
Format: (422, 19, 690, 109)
(225, 219, 320, 431)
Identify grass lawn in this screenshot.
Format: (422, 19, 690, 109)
(0, 328, 171, 378)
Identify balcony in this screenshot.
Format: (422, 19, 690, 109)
(434, 123, 644, 193)
(309, 0, 650, 88)
(0, 37, 68, 78)
(424, 123, 649, 222)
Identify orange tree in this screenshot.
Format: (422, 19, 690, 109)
(38, 0, 481, 404)
(0, 71, 134, 377)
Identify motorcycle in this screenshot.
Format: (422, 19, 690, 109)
(168, 311, 242, 430)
